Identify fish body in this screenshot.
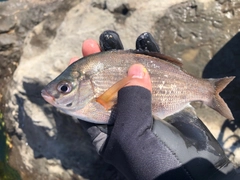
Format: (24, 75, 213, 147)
(41, 50, 235, 124)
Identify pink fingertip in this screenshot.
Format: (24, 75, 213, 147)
(69, 57, 79, 65)
(82, 39, 101, 57)
(127, 64, 152, 92)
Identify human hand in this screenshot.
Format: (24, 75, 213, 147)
(70, 31, 152, 154)
(70, 33, 152, 92)
(75, 31, 239, 179)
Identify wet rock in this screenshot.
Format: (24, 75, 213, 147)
(2, 0, 240, 179)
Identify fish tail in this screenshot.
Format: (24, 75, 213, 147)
(207, 76, 235, 120)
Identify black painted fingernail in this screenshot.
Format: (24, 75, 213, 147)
(136, 32, 160, 52)
(99, 30, 124, 51)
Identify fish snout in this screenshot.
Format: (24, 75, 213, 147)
(41, 89, 55, 105)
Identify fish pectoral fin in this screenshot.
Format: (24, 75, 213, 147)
(96, 76, 132, 110)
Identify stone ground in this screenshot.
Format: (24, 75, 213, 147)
(0, 0, 240, 179)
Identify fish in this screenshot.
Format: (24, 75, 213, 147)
(41, 50, 235, 124)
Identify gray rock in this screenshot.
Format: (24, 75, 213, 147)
(2, 0, 240, 179)
(0, 33, 17, 51)
(0, 0, 76, 109)
(151, 0, 240, 167)
(0, 14, 15, 33)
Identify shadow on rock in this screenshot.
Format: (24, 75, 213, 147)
(217, 120, 240, 159)
(18, 81, 123, 180)
(203, 32, 240, 157)
(203, 32, 240, 125)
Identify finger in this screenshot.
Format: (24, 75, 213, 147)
(69, 57, 79, 65)
(126, 64, 152, 92)
(82, 39, 101, 56)
(99, 30, 124, 51)
(69, 39, 100, 65)
(136, 32, 160, 52)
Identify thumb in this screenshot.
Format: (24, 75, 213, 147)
(126, 64, 152, 92)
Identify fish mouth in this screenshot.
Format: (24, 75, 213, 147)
(41, 89, 55, 105)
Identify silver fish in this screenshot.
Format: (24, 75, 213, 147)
(41, 50, 235, 124)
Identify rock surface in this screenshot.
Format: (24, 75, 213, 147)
(1, 0, 240, 179)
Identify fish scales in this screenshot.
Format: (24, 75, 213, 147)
(42, 50, 235, 124)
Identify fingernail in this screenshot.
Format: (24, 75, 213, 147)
(132, 67, 147, 79)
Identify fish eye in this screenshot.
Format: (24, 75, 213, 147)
(57, 81, 72, 94)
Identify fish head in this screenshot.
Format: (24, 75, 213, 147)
(41, 62, 113, 124)
(41, 65, 85, 111)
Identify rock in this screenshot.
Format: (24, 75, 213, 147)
(0, 0, 76, 105)
(202, 32, 240, 167)
(105, 0, 129, 13)
(0, 33, 17, 51)
(0, 15, 15, 33)
(2, 0, 240, 179)
(152, 0, 240, 167)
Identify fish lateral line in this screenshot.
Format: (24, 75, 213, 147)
(96, 76, 133, 110)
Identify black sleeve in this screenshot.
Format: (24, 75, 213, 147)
(101, 86, 192, 180)
(100, 86, 240, 180)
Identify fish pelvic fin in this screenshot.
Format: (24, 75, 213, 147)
(96, 76, 132, 110)
(207, 76, 235, 120)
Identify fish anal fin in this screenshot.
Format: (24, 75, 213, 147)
(96, 76, 132, 110)
(207, 76, 235, 120)
(129, 50, 183, 67)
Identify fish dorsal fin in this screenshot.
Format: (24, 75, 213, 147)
(128, 50, 183, 67)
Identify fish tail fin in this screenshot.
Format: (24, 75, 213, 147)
(207, 76, 235, 120)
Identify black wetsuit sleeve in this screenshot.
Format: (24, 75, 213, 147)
(101, 86, 192, 180)
(79, 30, 240, 180)
(100, 86, 240, 180)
